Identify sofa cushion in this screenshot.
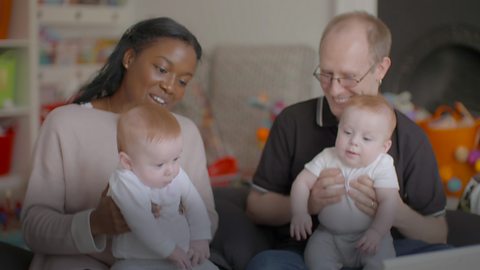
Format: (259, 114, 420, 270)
(209, 45, 316, 176)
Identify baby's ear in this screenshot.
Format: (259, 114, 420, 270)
(119, 151, 133, 170)
(383, 139, 392, 153)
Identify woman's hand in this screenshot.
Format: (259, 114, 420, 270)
(307, 168, 345, 215)
(90, 185, 130, 236)
(348, 175, 377, 217)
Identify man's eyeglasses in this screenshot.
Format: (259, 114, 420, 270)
(313, 63, 377, 89)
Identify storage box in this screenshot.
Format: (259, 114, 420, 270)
(0, 127, 15, 176)
(0, 51, 17, 108)
(419, 105, 480, 197)
(0, 0, 13, 39)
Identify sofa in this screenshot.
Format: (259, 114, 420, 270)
(175, 45, 480, 270)
(174, 44, 317, 174)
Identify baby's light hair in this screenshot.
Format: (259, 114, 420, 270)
(117, 104, 181, 153)
(342, 95, 397, 138)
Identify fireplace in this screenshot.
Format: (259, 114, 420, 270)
(378, 0, 480, 115)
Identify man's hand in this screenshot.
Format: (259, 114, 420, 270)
(168, 246, 192, 270)
(188, 240, 210, 267)
(348, 175, 377, 216)
(90, 185, 129, 236)
(308, 168, 345, 215)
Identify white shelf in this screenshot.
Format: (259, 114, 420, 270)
(0, 39, 29, 48)
(0, 107, 30, 118)
(0, 0, 38, 197)
(39, 64, 102, 84)
(0, 1, 131, 199)
(37, 5, 129, 26)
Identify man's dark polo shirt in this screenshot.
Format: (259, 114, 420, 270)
(252, 97, 446, 250)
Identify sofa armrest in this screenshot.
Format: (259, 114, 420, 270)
(446, 210, 480, 246)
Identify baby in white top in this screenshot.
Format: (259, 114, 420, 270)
(108, 103, 217, 270)
(290, 95, 399, 270)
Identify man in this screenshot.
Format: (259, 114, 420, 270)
(245, 11, 448, 269)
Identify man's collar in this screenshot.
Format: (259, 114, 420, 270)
(316, 96, 338, 127)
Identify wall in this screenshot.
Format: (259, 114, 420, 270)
(132, 0, 376, 97)
(378, 0, 480, 114)
(133, 0, 376, 52)
(133, 0, 332, 53)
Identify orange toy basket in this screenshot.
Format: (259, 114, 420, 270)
(419, 104, 480, 197)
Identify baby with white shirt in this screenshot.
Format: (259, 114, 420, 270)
(108, 103, 217, 270)
(290, 95, 399, 270)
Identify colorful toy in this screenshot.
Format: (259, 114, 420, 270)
(207, 156, 239, 187)
(0, 190, 22, 231)
(256, 127, 270, 149)
(248, 93, 286, 128)
(439, 165, 453, 181)
(0, 207, 7, 230)
(447, 177, 463, 193)
(455, 146, 470, 163)
(383, 91, 430, 122)
(468, 150, 480, 167)
(248, 93, 286, 148)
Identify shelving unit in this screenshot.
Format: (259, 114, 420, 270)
(0, 0, 38, 201)
(37, 1, 132, 107)
(37, 3, 129, 25)
(0, 0, 132, 201)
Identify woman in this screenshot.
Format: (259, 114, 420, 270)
(21, 17, 218, 269)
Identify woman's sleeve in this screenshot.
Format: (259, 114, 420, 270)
(176, 115, 218, 235)
(21, 109, 105, 254)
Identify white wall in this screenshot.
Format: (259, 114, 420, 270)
(133, 0, 376, 54)
(133, 0, 331, 54)
(131, 0, 376, 97)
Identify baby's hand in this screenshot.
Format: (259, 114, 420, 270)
(188, 240, 210, 266)
(167, 246, 192, 270)
(356, 228, 381, 255)
(290, 213, 312, 241)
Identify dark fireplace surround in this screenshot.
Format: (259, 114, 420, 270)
(379, 0, 480, 115)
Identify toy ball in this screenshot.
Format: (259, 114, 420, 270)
(468, 150, 480, 165)
(447, 177, 462, 193)
(439, 165, 453, 180)
(256, 127, 270, 143)
(454, 146, 470, 163)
